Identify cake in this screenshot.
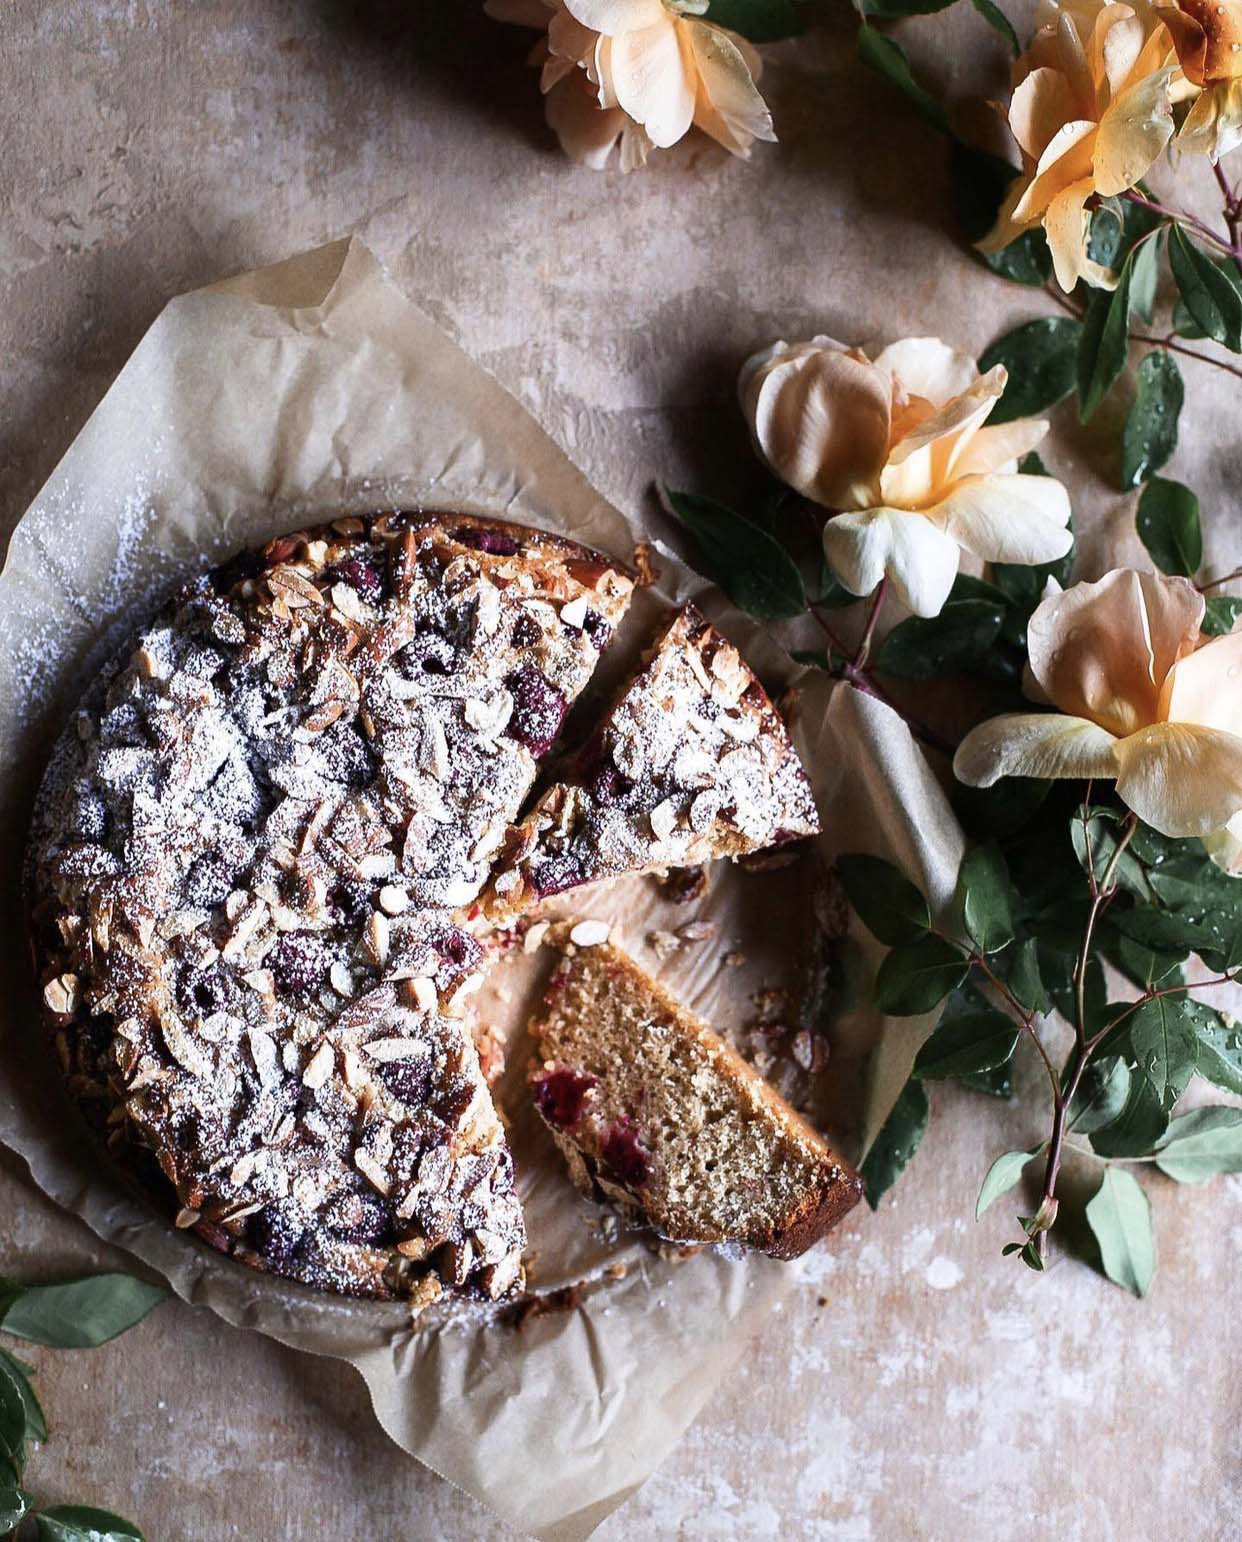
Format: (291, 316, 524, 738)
(486, 605, 820, 919)
(527, 942, 861, 1256)
(26, 511, 635, 1301)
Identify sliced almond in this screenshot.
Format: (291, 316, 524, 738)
(569, 919, 610, 948)
(301, 1040, 335, 1090)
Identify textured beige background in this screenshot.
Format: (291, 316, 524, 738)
(2, 3, 1241, 1539)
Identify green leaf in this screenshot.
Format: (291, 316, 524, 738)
(836, 853, 932, 947)
(953, 776, 1051, 842)
(1090, 1072, 1169, 1157)
(1135, 476, 1202, 577)
(1168, 224, 1242, 351)
(1186, 1001, 1242, 1096)
(873, 935, 969, 1016)
(0, 1351, 45, 1447)
(1085, 1168, 1155, 1297)
(956, 843, 1015, 954)
(0, 1358, 26, 1480)
(979, 317, 1081, 424)
(1127, 994, 1199, 1110)
(34, 1507, 144, 1542)
(1068, 1055, 1132, 1134)
(1077, 242, 1144, 422)
(957, 1061, 1014, 1098)
(1154, 1107, 1242, 1183)
(969, 0, 1019, 52)
(860, 1078, 929, 1208)
(0, 1275, 167, 1349)
(1070, 806, 1152, 902)
(1004, 937, 1050, 1014)
(663, 489, 806, 621)
(873, 598, 1005, 680)
(913, 1010, 1020, 1081)
(857, 29, 948, 133)
(858, 0, 956, 13)
(983, 229, 1055, 286)
(1120, 351, 1184, 489)
(1108, 905, 1204, 962)
(1202, 595, 1242, 636)
(0, 1485, 31, 1534)
(701, 0, 820, 39)
(976, 1146, 1041, 1219)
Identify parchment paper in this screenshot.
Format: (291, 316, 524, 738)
(0, 237, 964, 1538)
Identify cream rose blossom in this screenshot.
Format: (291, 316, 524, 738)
(955, 569, 1242, 856)
(739, 336, 1073, 618)
(484, 0, 775, 170)
(1165, 0, 1242, 159)
(981, 0, 1192, 290)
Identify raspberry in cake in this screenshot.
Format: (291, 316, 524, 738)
(527, 942, 861, 1255)
(487, 605, 820, 918)
(26, 511, 634, 1303)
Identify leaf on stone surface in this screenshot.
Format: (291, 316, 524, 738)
(1120, 351, 1183, 490)
(836, 853, 932, 947)
(1067, 1055, 1132, 1134)
(0, 1275, 167, 1350)
(0, 1356, 27, 1480)
(1077, 241, 1146, 421)
(1108, 904, 1205, 962)
(1003, 936, 1051, 1014)
(1134, 475, 1201, 576)
(873, 935, 969, 1016)
(956, 843, 1015, 955)
(1126, 995, 1199, 1110)
(874, 598, 1005, 680)
(979, 317, 1081, 424)
(1183, 1001, 1242, 1096)
(1086, 1168, 1155, 1297)
(1168, 224, 1242, 351)
(1070, 806, 1152, 902)
(0, 1350, 45, 1447)
(0, 1484, 31, 1534)
(1202, 595, 1242, 637)
(857, 29, 948, 133)
(1154, 1107, 1242, 1183)
(1090, 1072, 1170, 1158)
(34, 1506, 145, 1542)
(976, 1146, 1042, 1219)
(663, 489, 807, 621)
(859, 1078, 929, 1208)
(913, 1010, 1020, 1081)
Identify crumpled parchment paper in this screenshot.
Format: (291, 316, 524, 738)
(0, 237, 964, 1539)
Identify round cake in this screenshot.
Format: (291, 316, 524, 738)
(26, 511, 635, 1302)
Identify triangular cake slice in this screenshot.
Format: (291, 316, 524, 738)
(527, 943, 861, 1256)
(487, 606, 819, 918)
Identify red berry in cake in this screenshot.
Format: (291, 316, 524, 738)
(532, 1065, 598, 1131)
(329, 555, 386, 604)
(269, 932, 329, 999)
(505, 665, 568, 756)
(600, 1117, 652, 1188)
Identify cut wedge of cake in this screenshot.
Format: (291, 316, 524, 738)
(527, 943, 861, 1256)
(487, 606, 820, 919)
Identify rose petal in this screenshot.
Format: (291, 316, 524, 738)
(1204, 811, 1242, 876)
(1026, 569, 1204, 737)
(822, 507, 961, 618)
(1009, 64, 1081, 159)
(1045, 174, 1120, 290)
(687, 20, 775, 151)
(953, 713, 1120, 786)
(880, 368, 1005, 509)
(1159, 630, 1242, 738)
(1011, 118, 1097, 222)
(565, 0, 667, 32)
(1092, 8, 1146, 103)
(607, 18, 696, 147)
(928, 472, 1073, 564)
(1178, 79, 1242, 160)
(743, 342, 892, 510)
(545, 73, 646, 169)
(950, 418, 1049, 478)
(872, 337, 980, 409)
(1114, 722, 1242, 836)
(1093, 64, 1176, 194)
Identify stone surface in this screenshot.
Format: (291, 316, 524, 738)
(2, 2, 1241, 1537)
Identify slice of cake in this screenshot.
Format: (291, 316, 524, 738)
(487, 606, 820, 918)
(527, 943, 861, 1256)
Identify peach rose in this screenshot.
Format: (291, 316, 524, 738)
(484, 0, 775, 170)
(739, 336, 1073, 618)
(954, 569, 1242, 854)
(981, 0, 1192, 291)
(1164, 0, 1242, 159)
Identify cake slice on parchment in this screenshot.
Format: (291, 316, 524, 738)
(486, 606, 820, 920)
(527, 942, 861, 1257)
